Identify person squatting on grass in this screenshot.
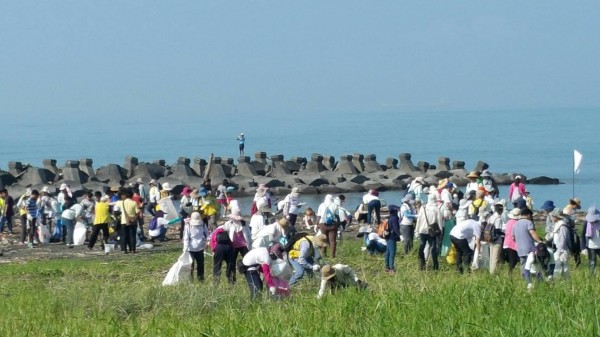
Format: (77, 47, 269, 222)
(317, 264, 367, 299)
(183, 211, 209, 282)
(523, 242, 555, 290)
(288, 234, 327, 286)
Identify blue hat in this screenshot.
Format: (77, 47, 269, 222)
(540, 200, 555, 211)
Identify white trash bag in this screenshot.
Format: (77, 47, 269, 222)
(73, 222, 87, 246)
(271, 259, 293, 281)
(37, 224, 51, 244)
(162, 251, 193, 286)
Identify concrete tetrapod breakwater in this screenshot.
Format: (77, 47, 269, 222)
(0, 152, 560, 198)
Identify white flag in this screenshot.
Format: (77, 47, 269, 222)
(574, 149, 583, 174)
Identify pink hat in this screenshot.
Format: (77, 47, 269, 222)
(181, 186, 192, 196)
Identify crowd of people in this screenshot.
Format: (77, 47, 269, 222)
(359, 171, 594, 290)
(0, 169, 594, 297)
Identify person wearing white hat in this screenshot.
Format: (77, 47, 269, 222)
(508, 175, 527, 208)
(221, 206, 252, 283)
(406, 177, 426, 203)
(550, 208, 571, 279)
(183, 212, 209, 282)
(399, 194, 417, 255)
(236, 132, 246, 157)
(251, 218, 289, 249)
(16, 188, 33, 244)
(282, 187, 301, 231)
(584, 207, 600, 273)
(147, 179, 159, 217)
(483, 199, 507, 274)
(137, 178, 148, 211)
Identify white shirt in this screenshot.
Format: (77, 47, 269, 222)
(367, 233, 387, 246)
(242, 247, 272, 271)
(317, 264, 359, 298)
(317, 202, 339, 224)
(450, 219, 481, 240)
(362, 194, 379, 204)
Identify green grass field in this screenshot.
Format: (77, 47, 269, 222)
(1, 238, 599, 337)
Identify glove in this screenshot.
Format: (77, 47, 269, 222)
(269, 287, 276, 295)
(285, 215, 290, 220)
(527, 283, 533, 290)
(547, 275, 554, 282)
(312, 265, 321, 272)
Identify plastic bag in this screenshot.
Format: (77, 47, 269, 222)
(73, 222, 87, 246)
(271, 259, 293, 281)
(38, 224, 51, 244)
(446, 244, 457, 265)
(162, 251, 193, 286)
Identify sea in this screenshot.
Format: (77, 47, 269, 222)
(2, 107, 599, 213)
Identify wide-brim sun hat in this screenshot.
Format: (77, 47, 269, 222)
(181, 186, 192, 196)
(466, 171, 479, 179)
(586, 207, 600, 223)
(437, 178, 448, 189)
(402, 195, 415, 204)
(321, 265, 336, 281)
(508, 208, 522, 219)
(540, 200, 556, 211)
(41, 186, 50, 194)
(190, 211, 202, 226)
(313, 234, 328, 248)
(550, 208, 565, 219)
(480, 170, 492, 178)
(59, 183, 68, 191)
(570, 198, 581, 209)
(162, 183, 172, 191)
(278, 218, 289, 227)
(149, 179, 157, 186)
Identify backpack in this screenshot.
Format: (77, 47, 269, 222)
(148, 217, 158, 231)
(377, 219, 389, 238)
(284, 232, 311, 252)
(324, 207, 336, 226)
(481, 222, 496, 243)
(561, 221, 581, 255)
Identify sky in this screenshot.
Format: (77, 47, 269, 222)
(1, 1, 599, 122)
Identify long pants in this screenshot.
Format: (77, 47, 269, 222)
(588, 248, 600, 274)
(213, 244, 234, 283)
(189, 250, 205, 281)
(28, 218, 39, 243)
(0, 214, 13, 233)
(147, 202, 156, 217)
(231, 246, 249, 283)
(489, 243, 502, 274)
(121, 224, 137, 253)
(505, 248, 519, 274)
(20, 214, 28, 243)
(554, 250, 569, 279)
(419, 234, 439, 270)
(367, 200, 381, 225)
(62, 218, 75, 245)
(245, 270, 263, 300)
(400, 225, 414, 254)
(366, 240, 386, 255)
(451, 236, 473, 274)
(88, 223, 110, 249)
(289, 257, 314, 286)
(319, 224, 338, 258)
(385, 239, 397, 270)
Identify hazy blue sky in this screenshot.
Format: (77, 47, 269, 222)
(1, 1, 599, 121)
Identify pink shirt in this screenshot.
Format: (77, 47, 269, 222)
(503, 219, 518, 250)
(232, 231, 247, 249)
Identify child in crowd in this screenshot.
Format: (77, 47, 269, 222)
(523, 242, 555, 290)
(303, 208, 317, 234)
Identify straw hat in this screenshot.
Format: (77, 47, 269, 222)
(570, 198, 581, 209)
(189, 212, 202, 226)
(508, 208, 521, 219)
(320, 265, 336, 281)
(313, 234, 328, 248)
(278, 218, 289, 228)
(466, 171, 479, 179)
(437, 178, 448, 189)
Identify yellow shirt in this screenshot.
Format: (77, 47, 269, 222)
(94, 202, 111, 225)
(0, 198, 5, 215)
(118, 199, 139, 225)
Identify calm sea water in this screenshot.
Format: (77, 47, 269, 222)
(2, 108, 599, 210)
